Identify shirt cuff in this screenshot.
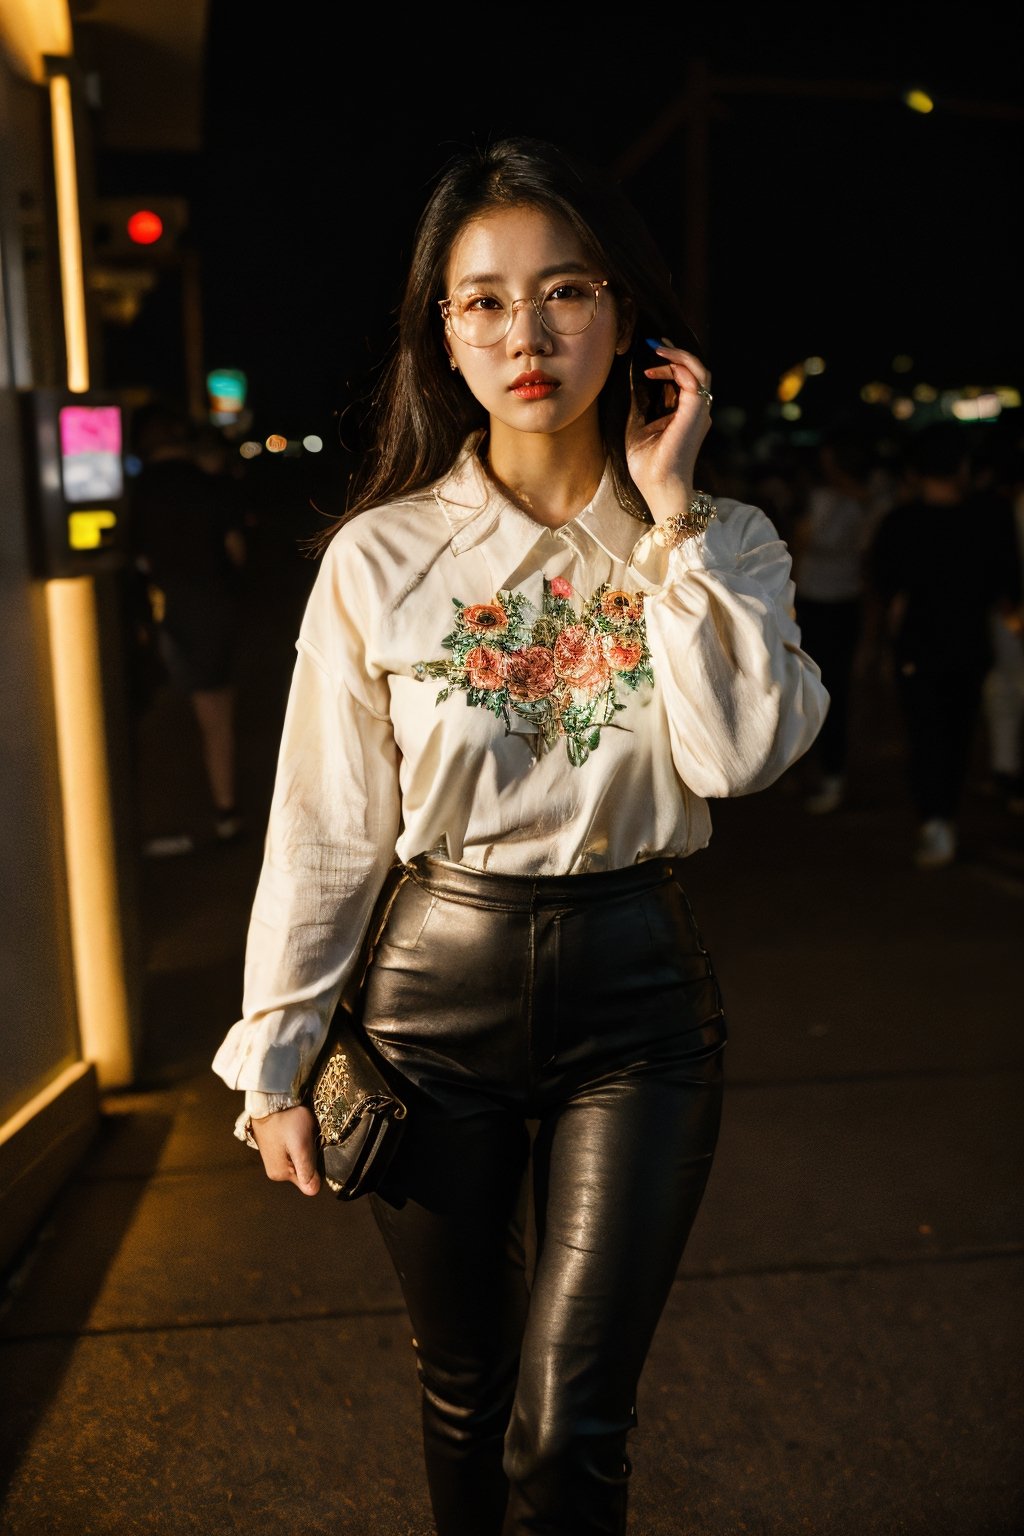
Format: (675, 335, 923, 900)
(233, 1091, 303, 1148)
(628, 522, 712, 591)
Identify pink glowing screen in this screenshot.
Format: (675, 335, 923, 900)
(58, 405, 124, 501)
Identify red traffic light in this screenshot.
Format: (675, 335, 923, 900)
(95, 197, 188, 260)
(125, 209, 164, 246)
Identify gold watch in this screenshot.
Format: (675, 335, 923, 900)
(654, 492, 718, 548)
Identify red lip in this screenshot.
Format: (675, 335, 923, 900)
(510, 371, 558, 390)
(510, 370, 559, 401)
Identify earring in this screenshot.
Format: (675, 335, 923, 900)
(448, 355, 459, 373)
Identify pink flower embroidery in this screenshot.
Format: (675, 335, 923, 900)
(549, 577, 573, 599)
(465, 645, 508, 690)
(603, 636, 644, 672)
(553, 625, 611, 694)
(506, 646, 557, 701)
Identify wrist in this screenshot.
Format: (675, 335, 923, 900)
(239, 1090, 303, 1149)
(246, 1089, 302, 1117)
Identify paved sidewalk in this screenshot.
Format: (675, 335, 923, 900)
(2, 547, 1022, 1536)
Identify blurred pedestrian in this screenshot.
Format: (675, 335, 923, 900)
(129, 401, 248, 852)
(792, 427, 890, 811)
(212, 136, 827, 1534)
(867, 421, 1021, 868)
(791, 424, 891, 814)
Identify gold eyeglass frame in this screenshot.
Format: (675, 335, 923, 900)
(438, 279, 609, 347)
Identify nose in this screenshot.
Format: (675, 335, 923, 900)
(505, 296, 551, 357)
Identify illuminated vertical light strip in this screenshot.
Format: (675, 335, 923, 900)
(48, 70, 88, 392)
(45, 579, 133, 1086)
(45, 63, 134, 1086)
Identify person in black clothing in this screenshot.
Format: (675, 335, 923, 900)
(129, 402, 247, 850)
(867, 421, 1021, 868)
(791, 426, 890, 815)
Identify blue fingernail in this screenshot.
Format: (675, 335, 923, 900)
(646, 337, 664, 350)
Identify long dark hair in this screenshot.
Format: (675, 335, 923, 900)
(312, 136, 702, 550)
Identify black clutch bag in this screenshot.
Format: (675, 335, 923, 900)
(309, 1024, 407, 1199)
(307, 864, 410, 1200)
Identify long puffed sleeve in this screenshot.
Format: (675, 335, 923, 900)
(211, 534, 402, 1097)
(628, 498, 829, 798)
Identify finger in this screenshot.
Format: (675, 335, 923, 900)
(252, 1110, 321, 1194)
(643, 367, 710, 407)
(650, 338, 706, 368)
(643, 365, 698, 385)
(249, 1119, 291, 1178)
(646, 343, 711, 390)
(645, 362, 712, 396)
(285, 1121, 322, 1195)
(291, 1161, 321, 1196)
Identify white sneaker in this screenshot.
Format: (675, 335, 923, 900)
(805, 775, 846, 815)
(142, 833, 195, 858)
(914, 819, 956, 869)
(215, 811, 245, 843)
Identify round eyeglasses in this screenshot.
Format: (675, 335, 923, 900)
(439, 278, 608, 348)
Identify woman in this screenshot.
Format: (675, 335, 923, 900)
(212, 136, 827, 1534)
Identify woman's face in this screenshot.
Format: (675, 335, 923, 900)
(442, 204, 629, 440)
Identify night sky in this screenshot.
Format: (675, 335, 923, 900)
(110, 6, 1023, 501)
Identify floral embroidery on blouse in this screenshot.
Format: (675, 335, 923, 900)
(416, 577, 653, 766)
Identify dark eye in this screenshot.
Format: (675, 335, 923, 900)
(461, 292, 503, 314)
(546, 282, 589, 302)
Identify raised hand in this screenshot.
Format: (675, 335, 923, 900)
(626, 340, 713, 524)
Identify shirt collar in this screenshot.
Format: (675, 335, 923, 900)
(432, 432, 646, 583)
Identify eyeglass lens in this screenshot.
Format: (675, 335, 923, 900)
(447, 281, 600, 346)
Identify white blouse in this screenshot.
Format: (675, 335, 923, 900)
(212, 434, 828, 1115)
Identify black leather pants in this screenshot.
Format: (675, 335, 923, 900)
(363, 854, 727, 1536)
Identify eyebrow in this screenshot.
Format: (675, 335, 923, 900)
(452, 259, 593, 287)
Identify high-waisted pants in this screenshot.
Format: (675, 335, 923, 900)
(362, 853, 727, 1536)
